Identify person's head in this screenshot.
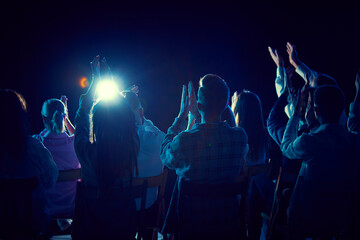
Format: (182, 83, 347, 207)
(313, 85, 345, 124)
(231, 90, 267, 161)
(231, 90, 265, 129)
(91, 96, 139, 192)
(123, 91, 144, 125)
(198, 74, 230, 119)
(304, 75, 338, 128)
(41, 99, 67, 134)
(311, 74, 337, 88)
(0, 89, 29, 160)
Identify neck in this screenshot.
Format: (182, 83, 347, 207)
(201, 114, 221, 124)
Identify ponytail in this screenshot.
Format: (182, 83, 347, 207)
(51, 110, 65, 134)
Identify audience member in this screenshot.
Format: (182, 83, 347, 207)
(281, 85, 360, 238)
(161, 74, 249, 240)
(124, 91, 165, 240)
(0, 89, 58, 234)
(34, 97, 80, 218)
(71, 56, 139, 240)
(231, 90, 269, 166)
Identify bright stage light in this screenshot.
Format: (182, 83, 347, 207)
(96, 80, 120, 100)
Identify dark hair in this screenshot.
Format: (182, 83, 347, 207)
(0, 89, 30, 161)
(314, 85, 345, 123)
(198, 74, 229, 115)
(41, 99, 66, 134)
(313, 74, 338, 87)
(92, 97, 139, 194)
(231, 90, 267, 163)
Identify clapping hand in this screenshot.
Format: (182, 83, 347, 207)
(286, 42, 301, 69)
(268, 46, 284, 67)
(87, 55, 101, 98)
(178, 84, 190, 121)
(355, 69, 360, 93)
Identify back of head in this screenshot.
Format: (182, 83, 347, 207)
(314, 85, 345, 124)
(313, 74, 338, 87)
(0, 89, 29, 161)
(231, 90, 267, 160)
(92, 97, 139, 192)
(198, 74, 229, 116)
(41, 99, 66, 134)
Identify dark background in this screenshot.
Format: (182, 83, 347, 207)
(1, 1, 359, 133)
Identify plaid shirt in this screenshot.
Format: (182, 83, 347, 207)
(161, 118, 248, 183)
(161, 117, 248, 237)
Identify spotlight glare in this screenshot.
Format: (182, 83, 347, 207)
(96, 80, 119, 100)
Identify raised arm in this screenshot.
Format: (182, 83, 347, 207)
(286, 42, 318, 87)
(281, 88, 309, 159)
(60, 95, 75, 135)
(268, 46, 286, 97)
(161, 84, 190, 170)
(347, 69, 360, 132)
(267, 93, 290, 146)
(74, 55, 100, 160)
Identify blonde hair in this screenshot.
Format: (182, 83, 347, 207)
(41, 99, 66, 134)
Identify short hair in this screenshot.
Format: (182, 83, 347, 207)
(313, 74, 338, 87)
(313, 85, 345, 123)
(198, 74, 229, 115)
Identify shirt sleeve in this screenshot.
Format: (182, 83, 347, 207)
(267, 94, 288, 146)
(348, 102, 360, 133)
(275, 66, 286, 97)
(281, 115, 308, 159)
(160, 117, 189, 171)
(295, 62, 318, 87)
(74, 94, 94, 166)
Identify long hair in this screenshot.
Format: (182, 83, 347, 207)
(0, 89, 30, 162)
(41, 99, 66, 134)
(91, 97, 139, 194)
(231, 90, 267, 163)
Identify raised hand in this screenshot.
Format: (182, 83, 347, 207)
(268, 46, 284, 67)
(178, 85, 190, 120)
(87, 55, 101, 97)
(286, 42, 301, 69)
(188, 81, 200, 119)
(231, 91, 239, 108)
(355, 69, 360, 92)
(60, 95, 68, 108)
(101, 57, 113, 79)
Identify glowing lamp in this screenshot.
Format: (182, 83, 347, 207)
(96, 80, 119, 100)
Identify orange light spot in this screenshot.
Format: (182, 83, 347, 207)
(79, 77, 89, 88)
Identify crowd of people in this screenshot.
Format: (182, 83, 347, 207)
(0, 42, 359, 240)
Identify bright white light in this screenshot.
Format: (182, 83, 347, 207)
(96, 80, 119, 100)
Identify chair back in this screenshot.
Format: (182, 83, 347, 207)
(57, 168, 81, 182)
(0, 177, 40, 239)
(132, 168, 169, 240)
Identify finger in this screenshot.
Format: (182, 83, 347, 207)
(274, 49, 278, 57)
(181, 85, 187, 102)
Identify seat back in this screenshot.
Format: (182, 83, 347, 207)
(132, 168, 169, 240)
(0, 177, 40, 239)
(72, 180, 147, 240)
(57, 168, 81, 182)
